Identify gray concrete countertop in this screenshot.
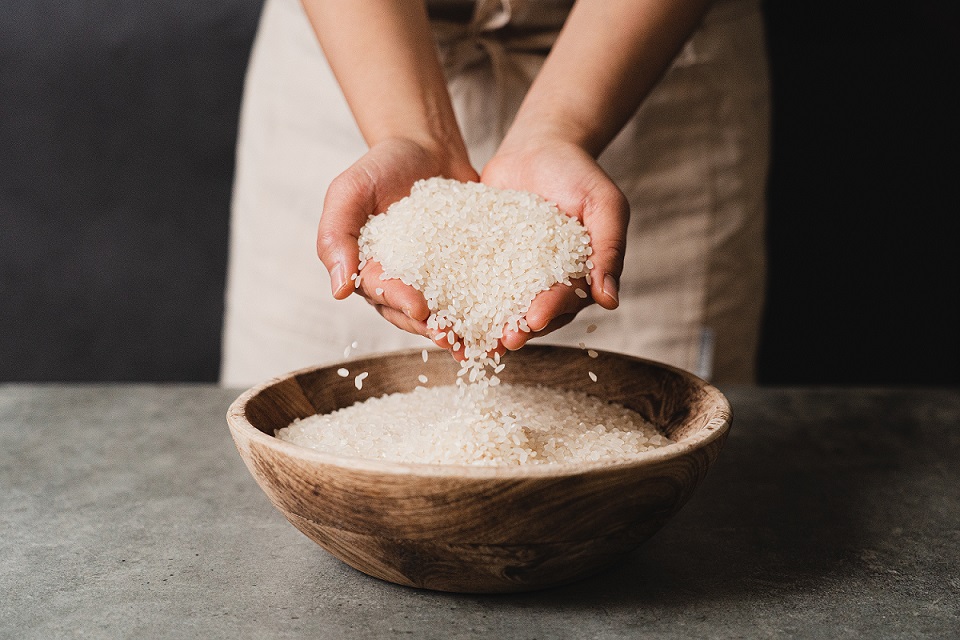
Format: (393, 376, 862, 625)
(2, 385, 958, 638)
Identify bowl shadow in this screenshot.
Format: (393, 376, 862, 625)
(474, 388, 916, 609)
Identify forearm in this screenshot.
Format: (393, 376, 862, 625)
(503, 0, 712, 157)
(300, 0, 468, 162)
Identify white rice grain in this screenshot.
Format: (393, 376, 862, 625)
(278, 384, 670, 466)
(355, 372, 369, 390)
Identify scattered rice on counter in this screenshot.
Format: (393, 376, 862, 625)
(276, 383, 671, 466)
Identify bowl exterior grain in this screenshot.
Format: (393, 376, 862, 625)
(227, 345, 731, 593)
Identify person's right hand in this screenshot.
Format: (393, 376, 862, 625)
(316, 137, 479, 347)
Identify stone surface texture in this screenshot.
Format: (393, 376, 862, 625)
(2, 384, 958, 638)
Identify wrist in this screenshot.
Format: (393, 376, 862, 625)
(370, 135, 477, 183)
(500, 110, 602, 159)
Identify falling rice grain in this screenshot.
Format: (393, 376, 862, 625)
(355, 371, 369, 390)
(422, 349, 429, 363)
(588, 371, 598, 382)
(575, 288, 587, 299)
(587, 349, 599, 358)
(337, 368, 349, 377)
(418, 374, 428, 384)
(586, 324, 597, 334)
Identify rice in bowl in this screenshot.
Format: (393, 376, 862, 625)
(276, 383, 672, 466)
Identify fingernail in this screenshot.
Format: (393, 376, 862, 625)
(603, 273, 619, 305)
(331, 262, 347, 295)
(528, 316, 548, 332)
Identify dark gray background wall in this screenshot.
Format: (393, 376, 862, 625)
(1, 0, 264, 382)
(1, 1, 957, 385)
(758, 1, 958, 385)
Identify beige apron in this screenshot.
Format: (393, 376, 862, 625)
(221, 0, 770, 387)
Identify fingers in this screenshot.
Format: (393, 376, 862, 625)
(580, 182, 629, 311)
(525, 279, 592, 332)
(316, 165, 378, 300)
(373, 306, 471, 362)
(502, 313, 578, 351)
(373, 304, 435, 340)
(355, 261, 429, 322)
(501, 279, 591, 350)
(359, 259, 450, 354)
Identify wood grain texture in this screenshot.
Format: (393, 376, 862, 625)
(227, 345, 732, 593)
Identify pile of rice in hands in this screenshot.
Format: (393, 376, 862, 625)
(357, 177, 591, 388)
(275, 177, 673, 465)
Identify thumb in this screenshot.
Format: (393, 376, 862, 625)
(581, 183, 629, 310)
(316, 167, 376, 300)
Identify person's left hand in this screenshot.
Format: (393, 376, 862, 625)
(480, 137, 629, 351)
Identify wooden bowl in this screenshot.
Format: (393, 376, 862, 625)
(226, 345, 731, 593)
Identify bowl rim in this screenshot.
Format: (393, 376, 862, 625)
(226, 346, 732, 479)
